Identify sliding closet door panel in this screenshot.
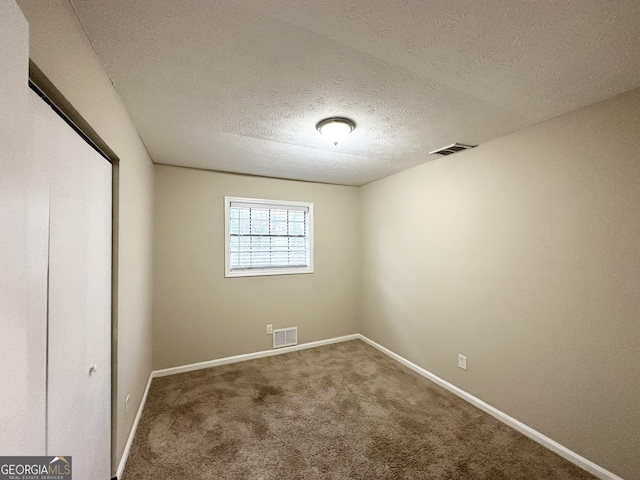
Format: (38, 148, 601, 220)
(38, 93, 112, 480)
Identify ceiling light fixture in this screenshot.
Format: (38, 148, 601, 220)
(316, 117, 356, 146)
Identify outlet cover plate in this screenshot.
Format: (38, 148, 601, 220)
(458, 354, 467, 370)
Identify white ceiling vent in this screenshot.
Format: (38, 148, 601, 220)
(273, 327, 297, 349)
(429, 143, 476, 156)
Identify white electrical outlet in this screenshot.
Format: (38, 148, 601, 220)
(458, 354, 467, 370)
(266, 324, 273, 335)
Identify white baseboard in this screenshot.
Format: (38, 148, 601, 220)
(152, 334, 360, 378)
(116, 333, 623, 480)
(357, 334, 623, 480)
(116, 373, 153, 480)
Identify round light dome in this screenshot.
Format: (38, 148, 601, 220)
(316, 117, 356, 145)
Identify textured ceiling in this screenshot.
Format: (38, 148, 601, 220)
(70, 0, 640, 186)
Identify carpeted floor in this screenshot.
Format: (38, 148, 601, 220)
(123, 340, 596, 479)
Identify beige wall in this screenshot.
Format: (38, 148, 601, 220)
(360, 88, 640, 480)
(16, 0, 155, 474)
(153, 166, 360, 369)
(0, 1, 47, 456)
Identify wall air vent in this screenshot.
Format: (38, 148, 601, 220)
(273, 327, 297, 349)
(429, 143, 476, 156)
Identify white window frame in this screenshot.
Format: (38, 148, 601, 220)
(224, 196, 314, 278)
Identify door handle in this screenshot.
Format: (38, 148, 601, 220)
(89, 364, 98, 375)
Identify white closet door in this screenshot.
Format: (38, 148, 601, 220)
(34, 94, 112, 480)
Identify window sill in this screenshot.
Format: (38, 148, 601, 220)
(225, 267, 314, 278)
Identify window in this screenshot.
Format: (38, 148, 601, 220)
(224, 197, 314, 277)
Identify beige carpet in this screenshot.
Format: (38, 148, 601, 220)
(123, 340, 596, 479)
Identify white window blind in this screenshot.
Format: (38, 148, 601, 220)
(225, 197, 314, 277)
